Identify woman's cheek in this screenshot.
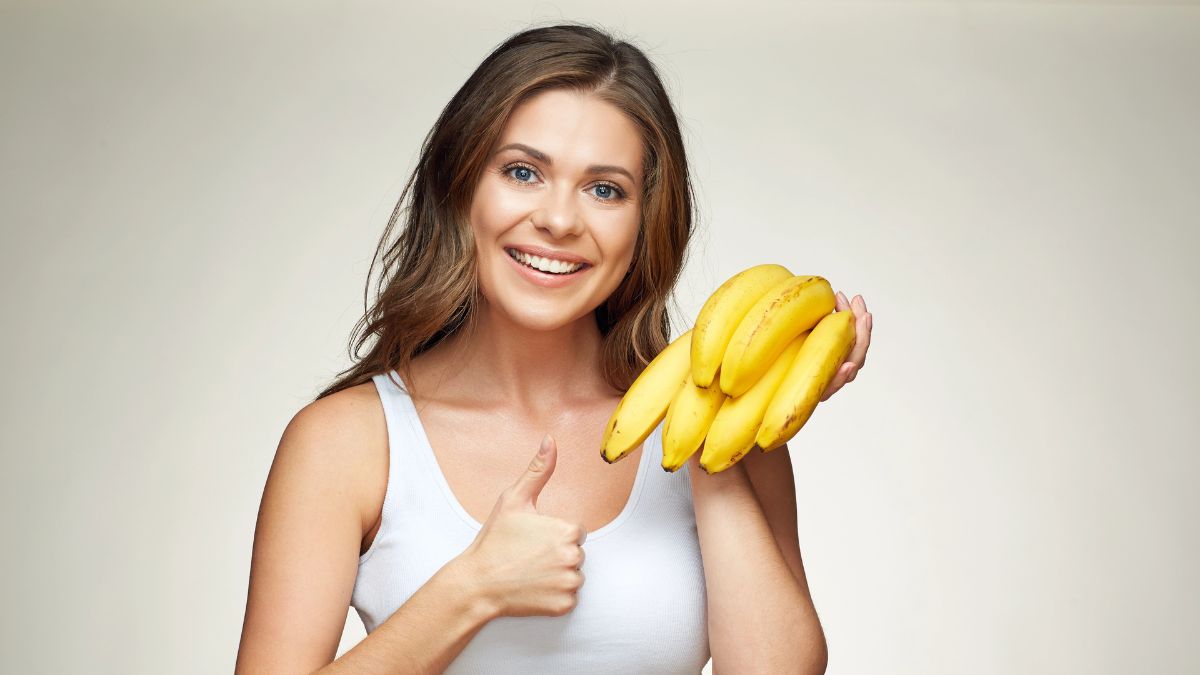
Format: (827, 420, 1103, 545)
(486, 182, 535, 224)
(599, 244, 637, 298)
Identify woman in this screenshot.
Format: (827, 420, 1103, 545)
(236, 23, 872, 674)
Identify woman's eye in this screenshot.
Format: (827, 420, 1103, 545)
(591, 183, 626, 201)
(505, 164, 537, 183)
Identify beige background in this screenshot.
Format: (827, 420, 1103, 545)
(2, 1, 1197, 673)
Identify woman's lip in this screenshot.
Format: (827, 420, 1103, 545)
(503, 247, 590, 288)
(504, 245, 593, 266)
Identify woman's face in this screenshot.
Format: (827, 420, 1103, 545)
(469, 88, 644, 332)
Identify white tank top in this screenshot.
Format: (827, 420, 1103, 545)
(351, 371, 710, 673)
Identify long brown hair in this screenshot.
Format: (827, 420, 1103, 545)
(314, 22, 696, 402)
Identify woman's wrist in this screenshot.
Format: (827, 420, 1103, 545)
(687, 451, 753, 495)
(443, 552, 504, 623)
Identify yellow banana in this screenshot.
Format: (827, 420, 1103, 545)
(601, 329, 693, 464)
(719, 275, 835, 398)
(661, 372, 727, 472)
(756, 310, 857, 452)
(700, 332, 808, 474)
(690, 264, 793, 388)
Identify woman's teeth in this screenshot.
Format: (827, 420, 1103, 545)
(506, 248, 585, 275)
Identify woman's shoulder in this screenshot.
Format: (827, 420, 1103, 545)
(279, 379, 389, 541)
(288, 379, 387, 450)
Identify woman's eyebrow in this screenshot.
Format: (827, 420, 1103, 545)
(495, 142, 636, 184)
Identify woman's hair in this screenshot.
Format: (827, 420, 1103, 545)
(314, 22, 696, 402)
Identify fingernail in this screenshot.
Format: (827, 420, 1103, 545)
(539, 434, 552, 456)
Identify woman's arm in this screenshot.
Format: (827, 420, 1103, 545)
(235, 393, 499, 674)
(739, 441, 816, 602)
(316, 557, 498, 674)
(687, 448, 828, 674)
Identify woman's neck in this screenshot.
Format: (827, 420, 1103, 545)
(418, 304, 613, 412)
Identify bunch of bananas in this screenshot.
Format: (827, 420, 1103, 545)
(599, 264, 857, 474)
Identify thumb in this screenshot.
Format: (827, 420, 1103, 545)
(507, 433, 557, 510)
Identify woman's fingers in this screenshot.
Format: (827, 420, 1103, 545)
(819, 291, 872, 402)
(847, 294, 871, 371)
(820, 361, 852, 401)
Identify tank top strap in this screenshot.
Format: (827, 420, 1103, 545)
(358, 371, 474, 566)
(627, 422, 696, 530)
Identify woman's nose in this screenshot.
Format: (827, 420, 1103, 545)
(530, 184, 585, 239)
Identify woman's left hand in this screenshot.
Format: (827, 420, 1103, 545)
(820, 291, 873, 402)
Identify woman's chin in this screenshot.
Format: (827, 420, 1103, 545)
(514, 309, 587, 332)
(484, 298, 591, 333)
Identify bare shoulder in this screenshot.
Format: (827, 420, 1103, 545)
(284, 379, 390, 535)
(290, 379, 386, 442)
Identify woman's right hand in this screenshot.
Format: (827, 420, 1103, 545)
(456, 434, 588, 618)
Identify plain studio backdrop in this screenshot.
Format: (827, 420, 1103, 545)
(2, 1, 1197, 673)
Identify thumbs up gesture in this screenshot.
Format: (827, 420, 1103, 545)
(457, 434, 588, 618)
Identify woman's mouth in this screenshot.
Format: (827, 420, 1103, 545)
(504, 248, 590, 275)
(503, 247, 592, 289)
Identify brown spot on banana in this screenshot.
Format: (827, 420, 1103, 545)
(745, 276, 821, 342)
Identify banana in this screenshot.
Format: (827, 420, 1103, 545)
(690, 264, 793, 388)
(699, 332, 808, 474)
(719, 275, 835, 398)
(756, 309, 857, 452)
(661, 372, 727, 472)
(600, 329, 693, 464)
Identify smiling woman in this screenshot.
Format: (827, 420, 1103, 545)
(236, 21, 827, 675)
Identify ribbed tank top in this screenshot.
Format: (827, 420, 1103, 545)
(351, 371, 710, 673)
